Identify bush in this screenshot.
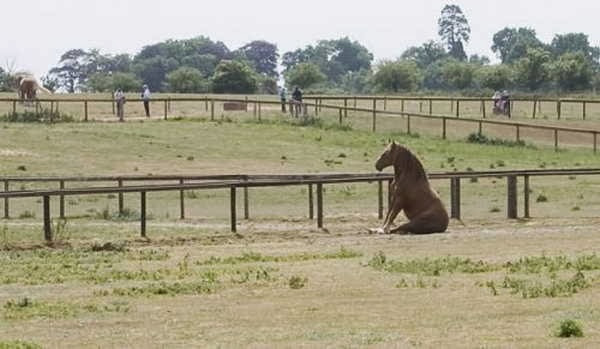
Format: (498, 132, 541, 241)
(555, 319, 583, 338)
(1, 109, 74, 123)
(466, 133, 527, 147)
(288, 276, 307, 289)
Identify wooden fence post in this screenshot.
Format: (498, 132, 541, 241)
(455, 100, 460, 118)
(205, 96, 209, 111)
(401, 99, 405, 113)
(338, 108, 343, 125)
(112, 96, 116, 115)
(450, 178, 461, 220)
(507, 176, 518, 219)
(429, 99, 433, 115)
(594, 132, 598, 154)
(481, 100, 486, 119)
(84, 101, 88, 121)
(554, 129, 559, 152)
(516, 125, 520, 143)
(140, 192, 147, 238)
(378, 180, 383, 219)
(478, 121, 483, 135)
(179, 179, 185, 219)
(59, 180, 65, 219)
(258, 102, 262, 121)
(308, 184, 314, 220)
(583, 102, 587, 120)
(344, 98, 348, 118)
(3, 180, 9, 219)
(316, 183, 323, 229)
(118, 179, 124, 215)
(532, 100, 537, 119)
(557, 100, 561, 120)
(211, 99, 215, 121)
(384, 96, 388, 111)
(12, 100, 16, 115)
(253, 100, 257, 118)
(372, 99, 377, 132)
(245, 96, 248, 112)
(43, 195, 52, 242)
(407, 115, 411, 135)
(164, 100, 168, 120)
(230, 186, 237, 232)
(243, 185, 249, 220)
(419, 101, 423, 113)
(442, 118, 447, 139)
(523, 175, 530, 218)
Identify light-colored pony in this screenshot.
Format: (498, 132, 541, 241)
(371, 142, 449, 234)
(14, 72, 51, 102)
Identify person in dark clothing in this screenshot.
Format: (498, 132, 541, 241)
(279, 87, 287, 112)
(291, 87, 303, 117)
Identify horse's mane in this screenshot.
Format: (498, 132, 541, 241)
(397, 146, 428, 182)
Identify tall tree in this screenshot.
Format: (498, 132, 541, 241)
(166, 67, 209, 93)
(491, 27, 544, 64)
(401, 41, 448, 69)
(514, 48, 552, 90)
(550, 33, 600, 70)
(372, 60, 421, 92)
(285, 63, 326, 89)
(211, 60, 257, 94)
(235, 40, 279, 78)
(281, 37, 373, 83)
(48, 49, 97, 93)
(551, 52, 593, 91)
(438, 5, 471, 61)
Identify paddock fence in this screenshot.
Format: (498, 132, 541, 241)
(2, 96, 600, 153)
(2, 168, 600, 241)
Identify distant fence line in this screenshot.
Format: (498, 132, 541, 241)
(2, 96, 600, 153)
(2, 169, 600, 241)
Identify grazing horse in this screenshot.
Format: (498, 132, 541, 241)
(371, 142, 449, 234)
(15, 73, 51, 103)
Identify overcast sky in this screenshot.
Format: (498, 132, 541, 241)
(2, 0, 599, 77)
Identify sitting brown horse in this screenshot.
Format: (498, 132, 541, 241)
(371, 142, 449, 234)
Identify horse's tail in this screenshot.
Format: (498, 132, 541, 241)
(37, 85, 52, 94)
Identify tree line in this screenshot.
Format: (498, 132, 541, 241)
(3, 4, 600, 95)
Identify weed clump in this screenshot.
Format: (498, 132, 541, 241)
(554, 319, 583, 338)
(1, 109, 74, 123)
(466, 133, 529, 148)
(289, 275, 307, 289)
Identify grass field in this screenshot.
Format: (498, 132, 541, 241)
(1, 97, 600, 347)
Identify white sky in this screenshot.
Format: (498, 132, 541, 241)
(2, 0, 599, 77)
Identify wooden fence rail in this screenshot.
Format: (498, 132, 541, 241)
(2, 169, 599, 241)
(4, 96, 600, 153)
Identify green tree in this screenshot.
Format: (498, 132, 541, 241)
(551, 52, 593, 91)
(0, 67, 11, 92)
(211, 60, 257, 93)
(438, 5, 471, 61)
(281, 37, 373, 83)
(372, 60, 421, 92)
(285, 63, 326, 89)
(235, 40, 279, 78)
(514, 48, 552, 90)
(340, 69, 373, 94)
(401, 41, 448, 69)
(48, 49, 98, 92)
(491, 27, 544, 64)
(440, 59, 476, 90)
(477, 65, 514, 91)
(166, 67, 209, 93)
(550, 33, 600, 71)
(87, 72, 141, 92)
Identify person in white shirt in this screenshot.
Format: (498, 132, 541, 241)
(141, 84, 151, 117)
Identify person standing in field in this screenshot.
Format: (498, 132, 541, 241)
(279, 86, 287, 113)
(291, 86, 303, 117)
(141, 84, 151, 117)
(115, 88, 126, 122)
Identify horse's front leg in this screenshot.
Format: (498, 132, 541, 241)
(371, 196, 403, 234)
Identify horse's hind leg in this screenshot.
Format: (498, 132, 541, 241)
(390, 218, 447, 235)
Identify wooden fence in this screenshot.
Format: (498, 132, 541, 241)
(1, 169, 599, 241)
(305, 95, 600, 121)
(3, 96, 600, 153)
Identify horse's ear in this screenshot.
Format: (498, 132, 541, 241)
(391, 140, 397, 146)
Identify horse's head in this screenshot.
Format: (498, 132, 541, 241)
(375, 141, 399, 171)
